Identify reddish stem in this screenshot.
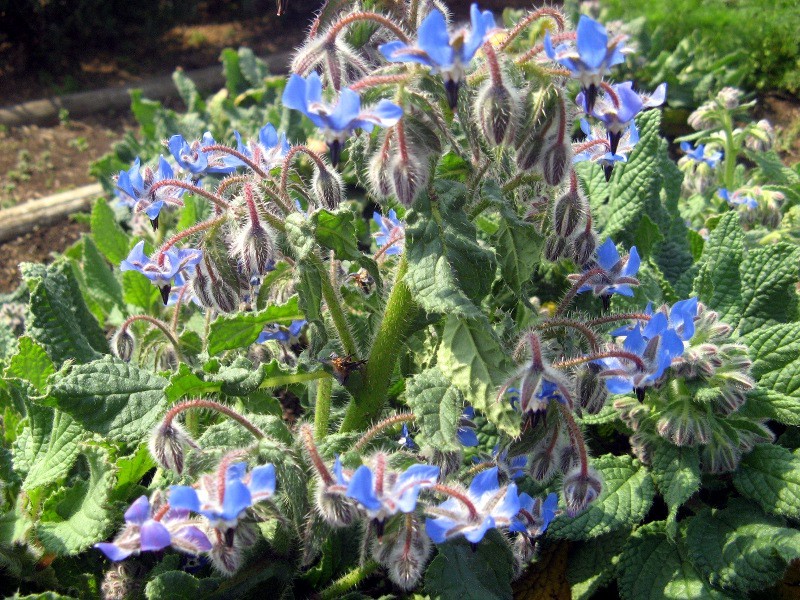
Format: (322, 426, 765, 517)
(158, 214, 227, 255)
(586, 313, 652, 327)
(201, 144, 268, 178)
(325, 12, 409, 43)
(535, 319, 599, 352)
(600, 82, 620, 108)
(557, 403, 589, 476)
(555, 267, 605, 316)
(300, 424, 334, 486)
(350, 74, 409, 92)
(352, 413, 416, 452)
(150, 179, 231, 211)
(482, 42, 503, 87)
(498, 7, 566, 52)
(573, 138, 611, 155)
(432, 485, 479, 521)
(555, 349, 646, 371)
(164, 399, 265, 439)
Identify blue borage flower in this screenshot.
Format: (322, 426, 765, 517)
(257, 319, 307, 344)
(345, 460, 439, 524)
(511, 491, 558, 538)
(120, 241, 202, 305)
(524, 378, 568, 415)
(425, 466, 520, 544)
(458, 406, 479, 447)
(719, 188, 758, 210)
(483, 446, 527, 480)
(168, 132, 236, 176)
(612, 298, 699, 343)
(595, 314, 684, 398)
(116, 156, 188, 227)
(680, 142, 723, 169)
(573, 118, 636, 181)
(544, 15, 627, 113)
(227, 124, 292, 171)
(282, 72, 403, 166)
(571, 238, 640, 304)
(95, 495, 211, 561)
(578, 81, 665, 153)
(373, 209, 405, 256)
(169, 462, 276, 530)
(399, 423, 418, 450)
(379, 4, 496, 108)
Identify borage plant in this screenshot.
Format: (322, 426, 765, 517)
(2, 2, 800, 599)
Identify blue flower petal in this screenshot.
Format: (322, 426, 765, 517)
(249, 464, 276, 499)
(169, 486, 201, 513)
(469, 466, 500, 497)
(576, 15, 609, 70)
(124, 495, 151, 525)
(139, 520, 172, 552)
(346, 465, 382, 511)
(95, 542, 134, 561)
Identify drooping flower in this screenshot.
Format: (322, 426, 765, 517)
(282, 72, 403, 166)
(571, 238, 640, 306)
(169, 462, 276, 531)
(611, 298, 699, 343)
(425, 467, 520, 544)
(573, 118, 636, 181)
(116, 156, 188, 227)
(257, 319, 307, 344)
(458, 406, 479, 447)
(226, 124, 291, 171)
(523, 378, 570, 415)
(486, 446, 527, 480)
(510, 491, 558, 538)
(399, 423, 418, 450)
(544, 15, 627, 113)
(719, 188, 758, 210)
(168, 132, 235, 176)
(379, 4, 496, 108)
(679, 142, 722, 168)
(120, 241, 202, 304)
(345, 458, 440, 525)
(95, 495, 211, 561)
(579, 81, 666, 153)
(373, 209, 405, 256)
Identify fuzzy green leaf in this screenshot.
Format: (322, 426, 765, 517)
(733, 444, 800, 519)
(47, 357, 168, 444)
(90, 198, 130, 265)
(617, 521, 733, 600)
(567, 528, 630, 600)
(491, 211, 541, 295)
(6, 337, 55, 392)
(36, 446, 117, 555)
(425, 531, 514, 600)
(684, 499, 800, 594)
(692, 212, 744, 326)
(548, 454, 655, 540)
(145, 571, 207, 600)
(405, 367, 463, 452)
(436, 316, 518, 436)
(80, 235, 125, 320)
(172, 70, 204, 113)
(21, 407, 86, 491)
(650, 444, 700, 537)
(22, 261, 107, 366)
(312, 208, 361, 261)
(738, 242, 800, 335)
(741, 322, 800, 424)
(122, 270, 159, 311)
(207, 297, 303, 355)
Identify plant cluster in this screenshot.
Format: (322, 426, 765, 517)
(1, 2, 800, 599)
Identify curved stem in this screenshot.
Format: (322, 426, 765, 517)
(498, 7, 565, 52)
(430, 485, 479, 520)
(515, 32, 575, 65)
(164, 399, 265, 439)
(201, 144, 268, 178)
(170, 286, 188, 333)
(279, 145, 328, 202)
(340, 254, 415, 431)
(150, 179, 231, 211)
(319, 561, 379, 600)
(300, 424, 334, 485)
(482, 42, 503, 87)
(555, 349, 646, 371)
(535, 319, 599, 352)
(314, 376, 333, 441)
(121, 315, 184, 362)
(325, 12, 408, 43)
(586, 313, 651, 327)
(555, 267, 605, 316)
(573, 138, 611, 155)
(217, 174, 251, 197)
(352, 413, 416, 452)
(350, 74, 410, 92)
(158, 214, 227, 255)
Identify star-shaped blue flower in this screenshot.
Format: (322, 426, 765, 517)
(612, 298, 699, 342)
(120, 241, 202, 304)
(345, 462, 440, 522)
(510, 491, 558, 537)
(573, 118, 637, 181)
(226, 123, 291, 171)
(282, 72, 402, 166)
(116, 156, 187, 226)
(680, 142, 722, 168)
(379, 4, 496, 108)
(425, 467, 520, 544)
(373, 209, 405, 256)
(572, 238, 640, 301)
(719, 188, 757, 210)
(168, 132, 235, 176)
(257, 319, 307, 344)
(544, 15, 627, 112)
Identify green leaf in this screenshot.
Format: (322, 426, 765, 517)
(548, 454, 655, 540)
(172, 69, 204, 113)
(22, 261, 108, 366)
(145, 571, 206, 600)
(405, 367, 464, 452)
(650, 444, 700, 537)
(567, 529, 630, 600)
(90, 198, 130, 265)
(238, 47, 269, 86)
(80, 235, 124, 320)
(738, 242, 800, 335)
(733, 444, 800, 519)
(220, 48, 246, 96)
(47, 357, 169, 444)
(207, 297, 303, 355)
(6, 337, 55, 392)
(123, 270, 160, 311)
(617, 521, 733, 600)
(405, 186, 495, 318)
(691, 212, 744, 326)
(632, 214, 664, 259)
(129, 89, 161, 140)
(36, 445, 117, 555)
(21, 407, 86, 491)
(684, 499, 800, 594)
(311, 208, 361, 262)
(437, 316, 518, 436)
(114, 443, 156, 499)
(491, 210, 541, 295)
(424, 530, 514, 600)
(741, 322, 800, 424)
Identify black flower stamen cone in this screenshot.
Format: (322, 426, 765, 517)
(583, 84, 598, 114)
(608, 130, 623, 155)
(636, 387, 646, 403)
(601, 294, 611, 311)
(374, 518, 385, 538)
(150, 216, 159, 231)
(328, 139, 342, 168)
(444, 80, 460, 109)
(603, 163, 614, 182)
(159, 284, 171, 305)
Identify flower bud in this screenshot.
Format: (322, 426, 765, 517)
(656, 409, 712, 447)
(528, 432, 559, 482)
(557, 441, 580, 474)
(312, 163, 344, 209)
(552, 189, 584, 238)
(101, 561, 145, 600)
(391, 153, 427, 207)
(112, 328, 135, 362)
(314, 482, 359, 528)
(210, 539, 242, 576)
(193, 255, 240, 313)
(688, 101, 716, 131)
(423, 448, 463, 480)
(544, 234, 568, 262)
(571, 228, 597, 267)
(716, 87, 742, 110)
(576, 363, 607, 415)
(476, 81, 519, 147)
(368, 136, 395, 200)
(629, 431, 656, 465)
(542, 142, 571, 186)
(232, 222, 276, 289)
(614, 396, 650, 431)
(515, 85, 561, 171)
(699, 433, 741, 474)
(149, 420, 199, 475)
(372, 515, 432, 591)
(562, 466, 602, 516)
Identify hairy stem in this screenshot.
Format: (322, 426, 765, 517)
(309, 253, 359, 357)
(314, 376, 333, 441)
(164, 399, 265, 439)
(121, 315, 184, 362)
(352, 413, 416, 452)
(320, 561, 379, 600)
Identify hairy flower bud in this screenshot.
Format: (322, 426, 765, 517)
(112, 328, 135, 362)
(391, 153, 428, 207)
(542, 142, 571, 186)
(656, 409, 712, 447)
(149, 420, 199, 475)
(311, 163, 344, 209)
(552, 188, 585, 238)
(516, 85, 561, 171)
(423, 448, 464, 480)
(232, 222, 276, 289)
(101, 561, 145, 600)
(368, 136, 395, 200)
(476, 81, 519, 146)
(372, 516, 432, 591)
(562, 466, 602, 516)
(571, 227, 597, 267)
(193, 254, 240, 313)
(613, 396, 650, 431)
(716, 87, 743, 110)
(528, 432, 559, 482)
(314, 482, 359, 528)
(544, 234, 569, 262)
(576, 363, 607, 415)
